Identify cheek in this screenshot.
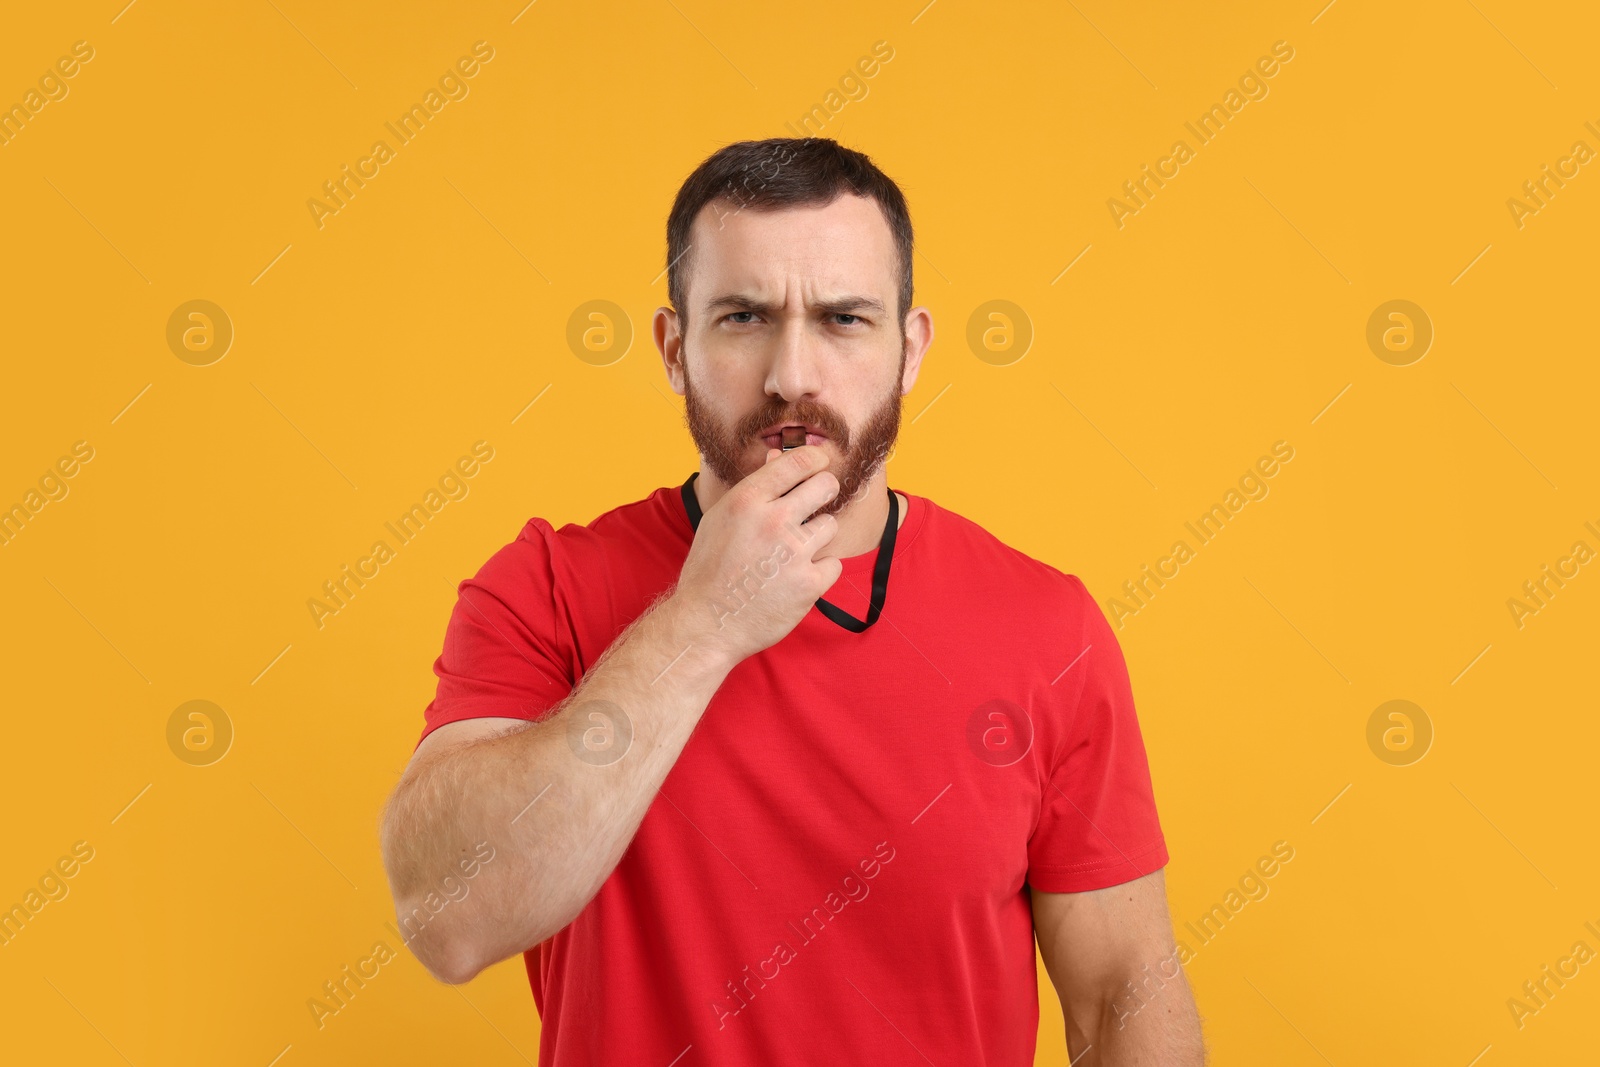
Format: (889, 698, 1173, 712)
(693, 336, 759, 382)
(685, 380, 755, 441)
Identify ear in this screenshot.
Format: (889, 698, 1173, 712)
(654, 305, 686, 395)
(899, 305, 934, 394)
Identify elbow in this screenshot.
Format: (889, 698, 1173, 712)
(394, 895, 561, 985)
(378, 811, 485, 983)
(399, 908, 489, 985)
(421, 940, 486, 986)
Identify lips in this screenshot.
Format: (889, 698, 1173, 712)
(757, 423, 828, 449)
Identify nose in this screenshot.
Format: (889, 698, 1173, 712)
(763, 314, 824, 405)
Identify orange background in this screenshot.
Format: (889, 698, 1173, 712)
(2, 1, 1596, 1063)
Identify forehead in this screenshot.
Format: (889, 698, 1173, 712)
(685, 193, 897, 307)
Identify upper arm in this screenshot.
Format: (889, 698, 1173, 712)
(402, 716, 532, 784)
(1034, 869, 1205, 1062)
(1032, 869, 1180, 1007)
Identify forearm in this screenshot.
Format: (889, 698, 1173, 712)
(380, 588, 736, 982)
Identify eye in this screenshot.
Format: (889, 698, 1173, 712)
(725, 311, 758, 324)
(834, 313, 862, 326)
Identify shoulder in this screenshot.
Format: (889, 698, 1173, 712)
(471, 486, 678, 590)
(920, 495, 1103, 620)
(560, 489, 676, 544)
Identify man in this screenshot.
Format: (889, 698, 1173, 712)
(379, 137, 1205, 1065)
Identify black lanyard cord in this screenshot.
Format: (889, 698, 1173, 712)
(679, 472, 897, 633)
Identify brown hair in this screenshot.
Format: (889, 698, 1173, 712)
(665, 137, 914, 330)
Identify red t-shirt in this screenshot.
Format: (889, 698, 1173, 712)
(419, 481, 1169, 1065)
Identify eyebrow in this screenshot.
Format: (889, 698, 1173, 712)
(702, 293, 886, 317)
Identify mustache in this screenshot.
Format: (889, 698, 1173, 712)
(738, 405, 849, 448)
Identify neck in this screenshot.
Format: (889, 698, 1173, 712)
(693, 462, 903, 559)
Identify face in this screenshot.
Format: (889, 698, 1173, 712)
(659, 193, 929, 519)
(683, 342, 903, 518)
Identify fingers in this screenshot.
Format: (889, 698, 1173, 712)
(747, 445, 838, 556)
(781, 467, 841, 528)
(750, 443, 831, 503)
(796, 506, 840, 561)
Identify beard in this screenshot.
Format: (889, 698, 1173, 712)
(682, 348, 904, 520)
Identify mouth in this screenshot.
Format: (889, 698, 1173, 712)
(757, 423, 829, 450)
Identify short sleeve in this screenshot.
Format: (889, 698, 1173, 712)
(416, 518, 577, 750)
(1026, 575, 1169, 892)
